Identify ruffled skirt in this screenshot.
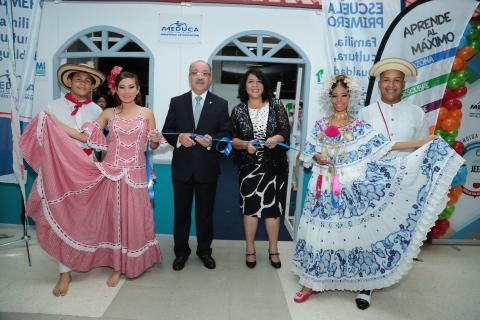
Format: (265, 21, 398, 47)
(20, 113, 162, 278)
(292, 138, 464, 291)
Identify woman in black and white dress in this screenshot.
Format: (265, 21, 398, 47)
(230, 68, 290, 269)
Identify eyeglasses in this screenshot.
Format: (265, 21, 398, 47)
(190, 72, 211, 77)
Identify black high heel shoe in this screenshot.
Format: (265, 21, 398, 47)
(268, 250, 281, 269)
(245, 251, 256, 268)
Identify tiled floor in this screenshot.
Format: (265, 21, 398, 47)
(1, 225, 479, 320)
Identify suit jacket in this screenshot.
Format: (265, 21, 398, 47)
(162, 91, 230, 183)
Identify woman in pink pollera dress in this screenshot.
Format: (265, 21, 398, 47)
(20, 70, 163, 287)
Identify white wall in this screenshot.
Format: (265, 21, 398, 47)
(34, 1, 328, 162)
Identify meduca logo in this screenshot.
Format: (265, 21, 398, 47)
(0, 73, 11, 98)
(160, 20, 200, 37)
(36, 61, 46, 76)
(0, 73, 34, 100)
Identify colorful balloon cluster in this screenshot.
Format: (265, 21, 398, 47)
(428, 21, 479, 239)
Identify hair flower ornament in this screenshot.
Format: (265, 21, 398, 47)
(107, 66, 123, 96)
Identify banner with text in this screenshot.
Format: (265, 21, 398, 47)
(365, 0, 478, 131)
(320, 0, 401, 111)
(447, 55, 480, 240)
(0, 0, 43, 185)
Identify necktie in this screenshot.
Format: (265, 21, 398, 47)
(194, 96, 202, 127)
(64, 93, 92, 116)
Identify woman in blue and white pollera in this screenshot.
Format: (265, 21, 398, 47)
(291, 75, 464, 309)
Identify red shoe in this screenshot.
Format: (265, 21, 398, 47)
(293, 289, 318, 303)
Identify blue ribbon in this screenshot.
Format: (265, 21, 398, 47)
(160, 132, 308, 157)
(216, 137, 233, 156)
(145, 145, 155, 207)
(145, 132, 311, 206)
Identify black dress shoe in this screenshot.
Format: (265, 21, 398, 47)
(245, 252, 256, 269)
(268, 250, 281, 269)
(355, 290, 372, 310)
(172, 256, 188, 271)
(198, 254, 216, 269)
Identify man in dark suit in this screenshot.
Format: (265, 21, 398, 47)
(162, 60, 230, 271)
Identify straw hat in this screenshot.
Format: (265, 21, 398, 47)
(57, 63, 106, 89)
(369, 58, 417, 77)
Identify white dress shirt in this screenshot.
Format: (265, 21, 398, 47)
(46, 96, 102, 147)
(358, 100, 429, 158)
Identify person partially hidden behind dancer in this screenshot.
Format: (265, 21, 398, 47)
(21, 66, 163, 297)
(95, 94, 109, 110)
(291, 74, 463, 310)
(356, 58, 433, 309)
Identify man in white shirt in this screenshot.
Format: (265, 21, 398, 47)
(46, 63, 105, 296)
(359, 58, 433, 159)
(356, 58, 434, 309)
(47, 64, 105, 153)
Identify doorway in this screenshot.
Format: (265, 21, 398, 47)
(53, 26, 154, 108)
(209, 31, 311, 240)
